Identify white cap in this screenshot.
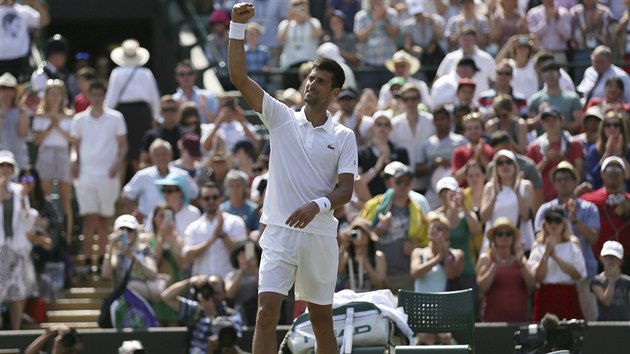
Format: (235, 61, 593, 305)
(601, 240, 624, 260)
(114, 214, 139, 231)
(0, 150, 17, 166)
(118, 340, 145, 354)
(436, 176, 459, 193)
(372, 110, 393, 120)
(495, 149, 516, 162)
(601, 156, 626, 173)
(407, 0, 424, 15)
(316, 42, 345, 63)
(383, 161, 408, 176)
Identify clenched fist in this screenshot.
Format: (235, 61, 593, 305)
(232, 2, 255, 23)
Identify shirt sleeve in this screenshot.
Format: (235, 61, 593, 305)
(32, 116, 49, 132)
(104, 68, 121, 109)
(571, 242, 587, 280)
(115, 113, 128, 136)
(177, 297, 199, 321)
(122, 172, 143, 200)
(527, 242, 545, 270)
(337, 129, 358, 176)
(534, 204, 547, 233)
(19, 4, 41, 28)
(70, 116, 81, 139)
(260, 92, 294, 130)
(583, 201, 601, 230)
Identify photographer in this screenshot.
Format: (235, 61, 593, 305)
(161, 274, 243, 354)
(25, 324, 83, 354)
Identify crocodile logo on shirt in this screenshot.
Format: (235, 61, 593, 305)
(327, 144, 335, 150)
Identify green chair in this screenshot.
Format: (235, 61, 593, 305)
(396, 289, 475, 354)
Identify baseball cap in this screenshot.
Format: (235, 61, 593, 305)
(544, 206, 565, 220)
(495, 149, 516, 162)
(601, 240, 624, 259)
(114, 214, 139, 231)
(457, 58, 479, 72)
(601, 156, 626, 173)
(436, 176, 459, 193)
(383, 161, 411, 178)
(181, 133, 201, 158)
(583, 107, 604, 121)
(541, 106, 562, 119)
(337, 88, 358, 100)
(551, 161, 579, 181)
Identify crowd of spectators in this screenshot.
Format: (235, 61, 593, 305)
(2, 0, 630, 351)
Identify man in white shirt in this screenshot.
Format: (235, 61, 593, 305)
(377, 50, 432, 110)
(183, 182, 247, 278)
(333, 87, 373, 146)
(71, 81, 127, 259)
(229, 4, 357, 353)
(121, 138, 199, 221)
(577, 45, 630, 104)
(435, 28, 495, 94)
(200, 97, 261, 155)
(431, 58, 479, 108)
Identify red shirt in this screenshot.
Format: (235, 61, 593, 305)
(580, 188, 630, 257)
(527, 138, 584, 201)
(451, 143, 494, 188)
(73, 93, 91, 113)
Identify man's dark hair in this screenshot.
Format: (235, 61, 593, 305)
(88, 80, 106, 93)
(432, 105, 451, 118)
(202, 181, 220, 191)
(76, 67, 96, 80)
(312, 58, 345, 90)
(606, 76, 624, 93)
(489, 131, 513, 147)
(534, 51, 555, 66)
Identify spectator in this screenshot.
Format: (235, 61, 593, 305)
(122, 138, 198, 222)
(244, 22, 271, 90)
(481, 150, 535, 252)
(150, 173, 202, 237)
(0, 72, 29, 168)
(183, 182, 247, 278)
(454, 78, 477, 108)
(533, 51, 576, 93)
(32, 79, 74, 241)
(105, 39, 161, 178)
(140, 96, 189, 167)
(380, 51, 432, 112)
(585, 110, 630, 191)
(445, 0, 490, 50)
(431, 58, 478, 108)
(436, 28, 496, 94)
(527, 106, 585, 202)
(488, 0, 527, 50)
(534, 161, 601, 321)
(570, 1, 613, 84)
(390, 84, 436, 193)
(379, 76, 406, 115)
(333, 87, 370, 144)
(463, 161, 486, 263)
(495, 34, 540, 100)
(528, 206, 587, 321)
(24, 324, 83, 354)
(527, 0, 572, 66)
(249, 155, 269, 205)
(0, 0, 49, 81)
(231, 139, 257, 176)
(249, 0, 289, 67)
(178, 101, 203, 137)
(195, 150, 232, 193)
(591, 240, 630, 321)
(401, 0, 446, 82)
(173, 133, 202, 178)
(577, 46, 630, 107)
(206, 10, 231, 90)
(585, 77, 630, 115)
(72, 67, 95, 113)
(452, 112, 494, 187)
(31, 34, 69, 98)
(529, 62, 583, 135)
(172, 60, 218, 124)
(0, 150, 39, 329)
(580, 156, 630, 275)
(337, 217, 387, 292)
(71, 81, 128, 260)
(415, 106, 467, 208)
(360, 164, 428, 293)
(316, 42, 357, 90)
(434, 177, 481, 294)
(322, 10, 360, 66)
(576, 106, 604, 154)
(477, 217, 535, 322)
(485, 95, 529, 154)
(101, 214, 159, 302)
(354, 0, 399, 90)
(201, 97, 260, 155)
(478, 59, 529, 118)
(225, 240, 262, 326)
(278, 0, 322, 89)
(358, 111, 409, 197)
(220, 170, 259, 234)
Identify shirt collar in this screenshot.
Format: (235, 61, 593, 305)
(297, 108, 334, 133)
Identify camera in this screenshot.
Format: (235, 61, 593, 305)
(192, 282, 215, 301)
(514, 315, 586, 354)
(212, 316, 239, 350)
(59, 328, 80, 348)
(350, 229, 362, 240)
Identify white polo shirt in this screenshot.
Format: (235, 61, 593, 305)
(122, 165, 199, 217)
(258, 93, 358, 237)
(182, 212, 247, 278)
(436, 48, 496, 94)
(70, 107, 127, 179)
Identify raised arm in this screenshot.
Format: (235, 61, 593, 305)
(229, 3, 264, 114)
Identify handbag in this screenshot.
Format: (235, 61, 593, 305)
(97, 258, 134, 328)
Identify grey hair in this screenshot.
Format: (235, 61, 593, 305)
(592, 45, 613, 60)
(224, 169, 249, 188)
(149, 138, 173, 155)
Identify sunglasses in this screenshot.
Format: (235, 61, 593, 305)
(395, 179, 412, 186)
(604, 122, 622, 128)
(375, 122, 391, 128)
(20, 175, 34, 183)
(494, 231, 514, 238)
(202, 194, 221, 201)
(177, 71, 195, 77)
(605, 165, 624, 174)
(496, 71, 512, 76)
(162, 107, 178, 113)
(400, 96, 420, 102)
(496, 159, 513, 166)
(162, 187, 181, 194)
(544, 215, 564, 224)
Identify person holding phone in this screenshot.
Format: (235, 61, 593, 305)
(225, 240, 262, 326)
(200, 96, 260, 155)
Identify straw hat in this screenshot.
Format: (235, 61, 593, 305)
(110, 39, 150, 67)
(385, 50, 421, 75)
(486, 217, 520, 242)
(348, 217, 379, 242)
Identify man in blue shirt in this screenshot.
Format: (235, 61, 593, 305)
(534, 161, 601, 320)
(172, 60, 219, 124)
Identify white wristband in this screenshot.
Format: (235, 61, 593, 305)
(229, 21, 246, 40)
(313, 197, 332, 212)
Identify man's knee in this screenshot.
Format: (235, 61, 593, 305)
(256, 293, 283, 326)
(307, 303, 332, 328)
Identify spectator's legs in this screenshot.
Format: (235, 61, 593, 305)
(9, 299, 26, 330)
(82, 214, 99, 257)
(59, 181, 74, 244)
(96, 216, 110, 256)
(307, 302, 336, 354)
(252, 291, 284, 354)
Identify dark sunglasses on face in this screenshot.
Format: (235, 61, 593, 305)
(544, 215, 563, 224)
(496, 159, 513, 166)
(0, 163, 13, 167)
(162, 107, 178, 113)
(496, 71, 512, 76)
(604, 122, 622, 128)
(202, 194, 221, 201)
(162, 187, 181, 194)
(177, 71, 195, 77)
(495, 231, 514, 238)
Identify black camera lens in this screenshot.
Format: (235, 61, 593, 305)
(60, 329, 79, 348)
(192, 282, 215, 300)
(350, 229, 361, 240)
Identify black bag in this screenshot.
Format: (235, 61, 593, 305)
(97, 259, 134, 328)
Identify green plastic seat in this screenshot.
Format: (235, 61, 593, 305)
(396, 289, 475, 354)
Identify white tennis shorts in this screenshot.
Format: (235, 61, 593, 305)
(258, 225, 339, 305)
